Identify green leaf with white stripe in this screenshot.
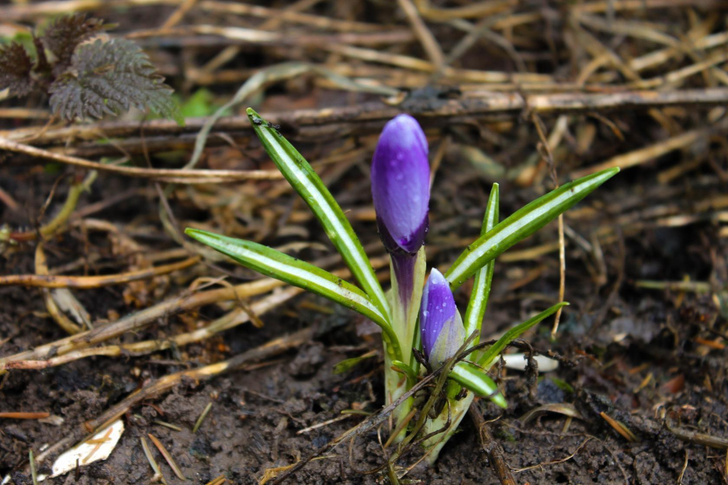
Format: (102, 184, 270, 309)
(462, 183, 499, 343)
(450, 361, 506, 408)
(246, 108, 390, 322)
(476, 302, 568, 369)
(445, 168, 619, 289)
(185, 228, 394, 340)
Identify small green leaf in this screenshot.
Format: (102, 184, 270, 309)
(246, 107, 390, 322)
(445, 168, 619, 288)
(450, 361, 507, 408)
(463, 183, 499, 342)
(477, 302, 568, 369)
(185, 228, 393, 333)
(333, 350, 377, 374)
(179, 88, 221, 118)
(390, 359, 418, 383)
(548, 377, 575, 394)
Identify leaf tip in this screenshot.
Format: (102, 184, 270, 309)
(602, 167, 620, 178)
(184, 227, 206, 241)
(492, 393, 508, 408)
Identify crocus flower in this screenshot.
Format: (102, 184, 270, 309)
(371, 114, 430, 308)
(420, 268, 465, 367)
(371, 114, 430, 255)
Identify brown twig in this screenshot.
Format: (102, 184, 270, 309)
(3, 88, 726, 145)
(1, 256, 200, 288)
(0, 137, 283, 183)
(0, 412, 51, 419)
(470, 404, 517, 485)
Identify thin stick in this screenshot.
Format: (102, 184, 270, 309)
(0, 256, 200, 288)
(470, 406, 516, 485)
(5, 88, 728, 152)
(0, 137, 283, 183)
(0, 412, 51, 419)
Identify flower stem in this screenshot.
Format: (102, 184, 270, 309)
(383, 246, 426, 443)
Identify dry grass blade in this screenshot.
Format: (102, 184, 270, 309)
(397, 0, 444, 69)
(192, 402, 213, 433)
(414, 0, 513, 20)
(571, 118, 728, 178)
(29, 450, 38, 485)
(147, 433, 187, 481)
(599, 412, 637, 442)
(34, 243, 83, 335)
(519, 403, 584, 425)
(198, 0, 382, 32)
(140, 436, 167, 485)
(0, 250, 388, 372)
(204, 475, 229, 485)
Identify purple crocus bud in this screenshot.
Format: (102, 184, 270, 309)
(420, 269, 465, 367)
(371, 114, 430, 255)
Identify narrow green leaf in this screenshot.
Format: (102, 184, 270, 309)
(390, 359, 418, 383)
(185, 228, 391, 332)
(246, 108, 390, 322)
(445, 168, 619, 288)
(463, 183, 499, 342)
(333, 350, 377, 374)
(477, 302, 568, 369)
(450, 362, 507, 408)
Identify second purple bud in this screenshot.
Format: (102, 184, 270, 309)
(420, 269, 465, 367)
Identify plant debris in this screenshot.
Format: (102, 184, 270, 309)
(1, 1, 727, 483)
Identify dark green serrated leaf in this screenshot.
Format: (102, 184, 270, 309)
(48, 38, 180, 122)
(0, 43, 34, 98)
(41, 14, 107, 74)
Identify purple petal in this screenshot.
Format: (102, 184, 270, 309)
(371, 114, 430, 254)
(420, 268, 463, 366)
